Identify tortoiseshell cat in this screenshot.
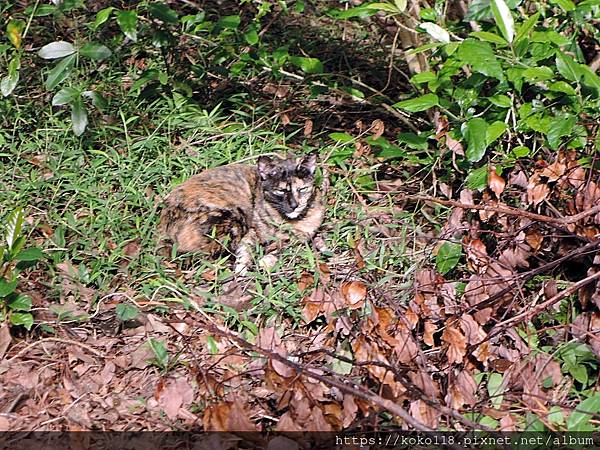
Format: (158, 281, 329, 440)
(159, 152, 324, 274)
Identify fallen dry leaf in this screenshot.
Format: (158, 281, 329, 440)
(488, 168, 506, 197)
(442, 324, 467, 365)
(341, 281, 367, 309)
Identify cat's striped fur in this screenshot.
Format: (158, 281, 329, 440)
(159, 153, 323, 273)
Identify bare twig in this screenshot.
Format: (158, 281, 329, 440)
(7, 337, 104, 362)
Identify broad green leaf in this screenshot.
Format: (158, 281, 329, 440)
(4, 208, 23, 249)
(328, 5, 378, 19)
(515, 12, 539, 42)
(551, 0, 576, 11)
(116, 10, 138, 41)
(512, 146, 530, 157)
(486, 121, 508, 145)
(7, 19, 25, 49)
(33, 5, 56, 16)
(436, 241, 462, 274)
(406, 42, 444, 55)
(9, 294, 31, 311)
(79, 43, 112, 60)
(52, 87, 79, 106)
(490, 0, 514, 43)
(466, 166, 488, 190)
(71, 99, 88, 136)
(487, 372, 505, 409)
(548, 406, 565, 425)
(331, 348, 353, 375)
(368, 137, 406, 158)
(206, 335, 218, 354)
(149, 2, 179, 24)
(1, 56, 20, 97)
(10, 312, 33, 330)
(523, 66, 555, 82)
(470, 31, 508, 46)
(148, 338, 169, 368)
(15, 247, 44, 261)
(82, 90, 107, 109)
(45, 54, 76, 90)
(244, 27, 259, 45)
(93, 7, 114, 29)
(397, 132, 429, 150)
(464, 117, 489, 162)
(419, 22, 450, 43)
(578, 64, 600, 94)
(0, 278, 18, 297)
(410, 71, 437, 84)
(547, 114, 575, 149)
(38, 41, 76, 59)
(488, 94, 511, 108)
(289, 56, 323, 74)
(394, 93, 439, 112)
(531, 31, 570, 46)
(457, 39, 504, 81)
(329, 132, 354, 143)
(567, 395, 600, 431)
(556, 52, 581, 82)
(365, 2, 403, 13)
(116, 303, 139, 321)
(216, 15, 240, 30)
(394, 0, 407, 12)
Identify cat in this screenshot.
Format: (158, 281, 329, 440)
(159, 152, 324, 274)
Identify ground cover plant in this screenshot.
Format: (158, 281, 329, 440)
(1, 0, 599, 443)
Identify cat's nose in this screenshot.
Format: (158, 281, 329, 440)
(289, 196, 298, 210)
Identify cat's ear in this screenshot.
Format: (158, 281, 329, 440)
(298, 151, 317, 176)
(257, 155, 273, 180)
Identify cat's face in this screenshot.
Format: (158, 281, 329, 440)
(257, 152, 317, 219)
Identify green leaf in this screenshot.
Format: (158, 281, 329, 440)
(331, 348, 353, 375)
(488, 94, 511, 108)
(511, 146, 530, 157)
(365, 2, 403, 13)
(1, 56, 20, 97)
(9, 294, 31, 312)
(45, 54, 76, 90)
(79, 43, 112, 60)
(206, 335, 218, 355)
(490, 0, 514, 43)
(329, 132, 354, 143)
(244, 27, 259, 45)
(71, 99, 88, 137)
(551, 0, 576, 11)
(486, 121, 508, 145)
(394, 0, 407, 12)
(523, 66, 555, 82)
(457, 39, 504, 81)
(547, 114, 575, 150)
(116, 303, 139, 321)
(15, 247, 44, 262)
(567, 395, 600, 431)
(556, 52, 581, 83)
(329, 5, 379, 19)
(393, 93, 439, 112)
(419, 22, 450, 43)
(82, 90, 107, 109)
(10, 312, 33, 330)
(487, 372, 505, 409)
(397, 132, 429, 150)
(470, 31, 508, 46)
(149, 2, 179, 24)
(0, 278, 18, 297)
(436, 241, 462, 274)
(93, 7, 114, 29)
(216, 15, 240, 30)
(4, 208, 23, 249)
(466, 166, 488, 190)
(7, 19, 25, 49)
(52, 87, 79, 106)
(289, 56, 323, 74)
(148, 338, 169, 368)
(515, 12, 539, 43)
(116, 10, 138, 41)
(38, 41, 76, 59)
(464, 117, 489, 162)
(410, 71, 437, 84)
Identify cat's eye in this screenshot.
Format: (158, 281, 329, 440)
(298, 187, 311, 194)
(272, 189, 285, 196)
